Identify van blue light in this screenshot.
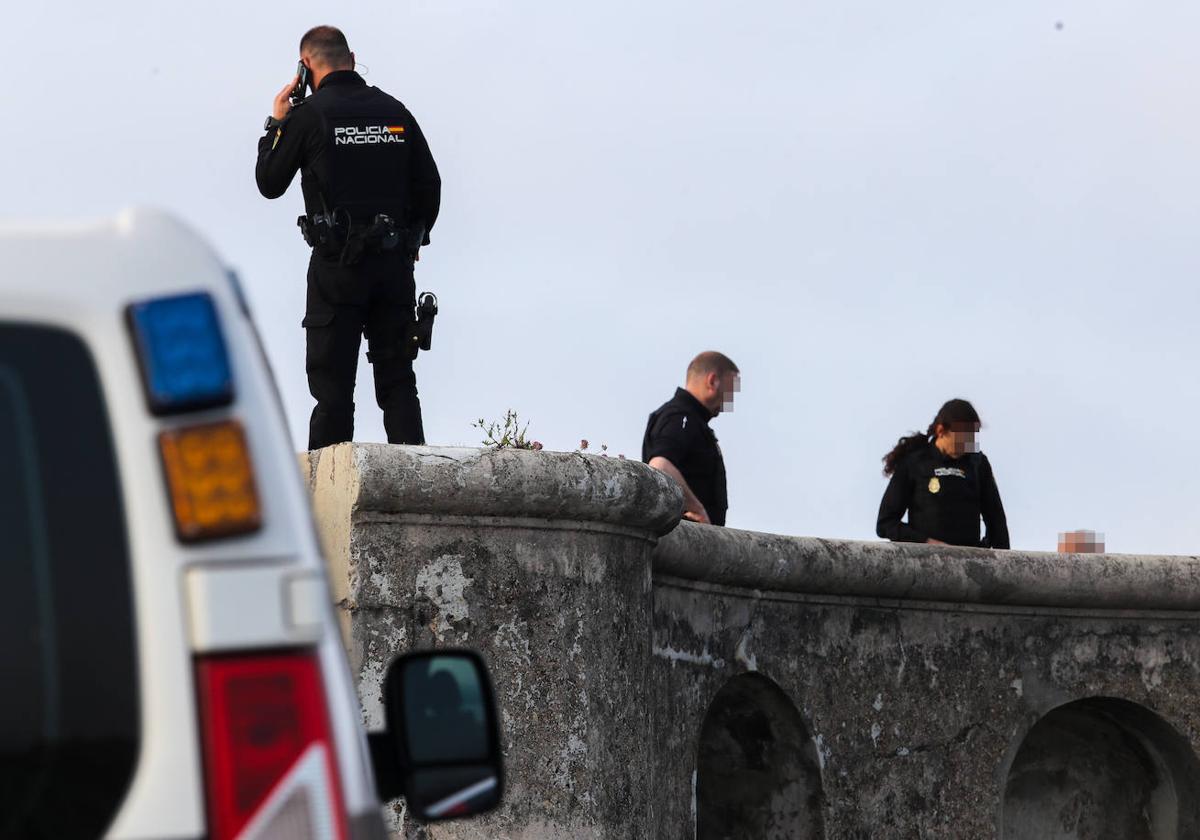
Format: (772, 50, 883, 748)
(127, 292, 233, 414)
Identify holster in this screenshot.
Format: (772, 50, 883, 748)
(297, 215, 323, 248)
(406, 293, 439, 360)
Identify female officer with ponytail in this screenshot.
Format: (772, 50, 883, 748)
(876, 398, 1010, 549)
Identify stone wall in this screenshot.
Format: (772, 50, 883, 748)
(653, 525, 1200, 839)
(302, 443, 681, 838)
(305, 443, 1200, 839)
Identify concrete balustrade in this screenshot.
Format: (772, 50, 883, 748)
(304, 443, 1200, 839)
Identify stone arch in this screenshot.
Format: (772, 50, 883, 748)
(695, 672, 825, 839)
(1001, 697, 1200, 840)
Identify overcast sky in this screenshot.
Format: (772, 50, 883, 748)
(7, 2, 1200, 554)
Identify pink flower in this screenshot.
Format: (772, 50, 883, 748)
(580, 439, 589, 450)
(531, 441, 544, 451)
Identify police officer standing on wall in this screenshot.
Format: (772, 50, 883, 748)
(256, 25, 441, 450)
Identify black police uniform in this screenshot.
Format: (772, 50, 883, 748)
(255, 69, 441, 450)
(642, 388, 728, 526)
(876, 443, 1010, 548)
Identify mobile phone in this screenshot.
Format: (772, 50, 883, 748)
(289, 60, 310, 105)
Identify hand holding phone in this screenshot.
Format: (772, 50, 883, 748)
(271, 76, 298, 121)
(271, 60, 310, 122)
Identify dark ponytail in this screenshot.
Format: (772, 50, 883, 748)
(881, 398, 981, 476)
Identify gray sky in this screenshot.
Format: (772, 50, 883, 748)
(8, 2, 1200, 553)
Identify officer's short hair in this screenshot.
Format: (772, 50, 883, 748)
(686, 351, 739, 381)
(300, 26, 353, 68)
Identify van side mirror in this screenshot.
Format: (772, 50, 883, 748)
(367, 649, 504, 822)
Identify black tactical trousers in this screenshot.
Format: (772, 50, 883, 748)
(303, 250, 424, 450)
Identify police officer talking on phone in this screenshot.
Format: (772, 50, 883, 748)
(256, 25, 441, 449)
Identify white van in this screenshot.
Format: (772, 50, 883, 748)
(0, 209, 501, 839)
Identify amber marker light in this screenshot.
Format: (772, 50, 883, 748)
(159, 420, 262, 542)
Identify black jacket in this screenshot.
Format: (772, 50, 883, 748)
(876, 444, 1010, 549)
(256, 70, 441, 245)
(642, 388, 728, 526)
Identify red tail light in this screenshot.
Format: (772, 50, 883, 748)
(196, 650, 347, 840)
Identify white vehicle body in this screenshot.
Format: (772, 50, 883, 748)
(0, 209, 387, 839)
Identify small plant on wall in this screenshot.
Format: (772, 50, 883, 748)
(473, 410, 542, 450)
(471, 412, 625, 457)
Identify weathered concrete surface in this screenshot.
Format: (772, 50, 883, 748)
(653, 523, 1200, 839)
(302, 443, 682, 838)
(305, 444, 1200, 839)
(653, 522, 1200, 609)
